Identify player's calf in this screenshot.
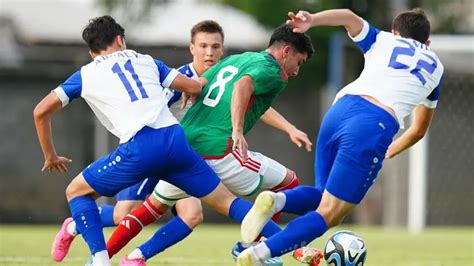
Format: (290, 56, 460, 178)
(107, 197, 165, 257)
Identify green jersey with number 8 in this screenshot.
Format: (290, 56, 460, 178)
(181, 51, 288, 158)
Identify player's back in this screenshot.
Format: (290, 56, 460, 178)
(181, 51, 286, 157)
(75, 50, 178, 142)
(337, 21, 444, 128)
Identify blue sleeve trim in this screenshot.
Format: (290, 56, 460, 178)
(427, 81, 441, 101)
(355, 24, 380, 53)
(154, 59, 172, 84)
(178, 64, 193, 78)
(60, 70, 82, 101)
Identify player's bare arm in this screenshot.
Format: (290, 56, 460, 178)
(386, 105, 435, 159)
(260, 107, 312, 151)
(33, 92, 72, 173)
(287, 9, 364, 37)
(231, 75, 254, 162)
(169, 73, 202, 95)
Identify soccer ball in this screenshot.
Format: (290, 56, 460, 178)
(323, 230, 367, 266)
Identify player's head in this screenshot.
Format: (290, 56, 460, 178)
(82, 15, 126, 57)
(189, 20, 225, 73)
(268, 24, 314, 77)
(392, 8, 431, 44)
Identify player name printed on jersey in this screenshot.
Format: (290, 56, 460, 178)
(335, 20, 444, 128)
(54, 49, 180, 143)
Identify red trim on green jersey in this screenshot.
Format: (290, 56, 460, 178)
(202, 138, 233, 160)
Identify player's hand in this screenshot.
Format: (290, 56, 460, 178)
(287, 11, 312, 33)
(385, 144, 396, 159)
(181, 93, 197, 110)
(288, 126, 312, 152)
(232, 130, 248, 162)
(181, 93, 190, 109)
(42, 155, 72, 173)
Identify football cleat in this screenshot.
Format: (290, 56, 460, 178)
(119, 256, 147, 266)
(241, 191, 277, 244)
(231, 241, 283, 266)
(292, 246, 324, 266)
(84, 257, 93, 266)
(51, 217, 76, 262)
(236, 248, 263, 266)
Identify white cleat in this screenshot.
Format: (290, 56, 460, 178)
(241, 191, 277, 244)
(236, 248, 263, 266)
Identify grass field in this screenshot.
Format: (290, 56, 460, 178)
(0, 224, 473, 266)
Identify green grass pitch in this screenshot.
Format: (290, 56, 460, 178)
(0, 224, 472, 265)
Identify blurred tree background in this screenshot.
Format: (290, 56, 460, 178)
(97, 0, 472, 91)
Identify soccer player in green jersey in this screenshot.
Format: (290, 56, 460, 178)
(107, 24, 314, 266)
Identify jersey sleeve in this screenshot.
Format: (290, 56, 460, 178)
(166, 64, 193, 106)
(422, 81, 441, 108)
(154, 59, 179, 88)
(349, 19, 381, 53)
(53, 70, 82, 107)
(178, 64, 194, 78)
(244, 62, 284, 95)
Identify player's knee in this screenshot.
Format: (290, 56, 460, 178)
(179, 211, 203, 229)
(317, 204, 346, 228)
(65, 182, 80, 201)
(272, 169, 300, 192)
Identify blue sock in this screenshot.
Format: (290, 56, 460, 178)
(69, 196, 106, 255)
(229, 198, 281, 237)
(98, 205, 116, 227)
(266, 211, 327, 257)
(76, 205, 115, 234)
(282, 186, 322, 215)
(139, 216, 192, 260)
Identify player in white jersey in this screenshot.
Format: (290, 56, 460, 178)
(33, 16, 285, 266)
(237, 8, 444, 266)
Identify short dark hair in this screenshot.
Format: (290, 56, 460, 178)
(269, 24, 314, 59)
(82, 15, 125, 53)
(191, 20, 224, 43)
(392, 8, 430, 43)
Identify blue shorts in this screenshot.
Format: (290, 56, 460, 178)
(314, 95, 399, 204)
(116, 177, 159, 201)
(83, 125, 220, 198)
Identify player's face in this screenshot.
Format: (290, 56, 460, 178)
(282, 46, 308, 77)
(190, 32, 224, 71)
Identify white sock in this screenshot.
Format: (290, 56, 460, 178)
(67, 220, 78, 235)
(272, 192, 286, 213)
(128, 248, 145, 260)
(253, 242, 271, 261)
(92, 250, 110, 266)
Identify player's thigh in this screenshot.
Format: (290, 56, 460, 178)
(206, 150, 284, 197)
(153, 180, 191, 206)
(157, 128, 221, 200)
(82, 141, 150, 197)
(116, 177, 159, 202)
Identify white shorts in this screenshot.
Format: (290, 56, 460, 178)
(153, 150, 287, 206)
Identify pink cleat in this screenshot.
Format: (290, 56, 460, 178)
(51, 217, 76, 262)
(120, 256, 147, 266)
